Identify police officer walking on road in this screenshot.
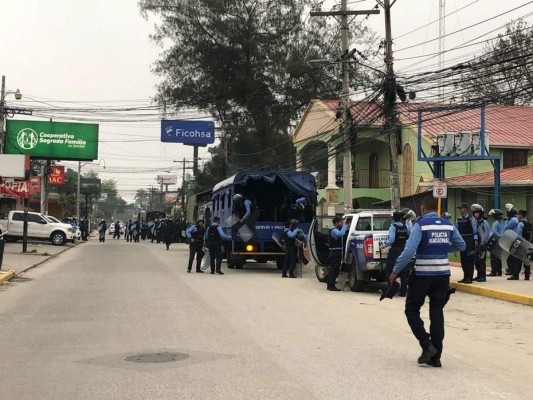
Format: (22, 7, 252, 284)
(488, 209, 504, 276)
(391, 196, 465, 367)
(205, 216, 232, 275)
(472, 204, 490, 282)
(380, 211, 410, 296)
(186, 219, 206, 273)
(455, 202, 478, 284)
(327, 216, 349, 292)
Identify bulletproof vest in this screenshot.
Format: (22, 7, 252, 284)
(283, 228, 296, 248)
(414, 215, 453, 276)
(521, 220, 532, 242)
(191, 225, 205, 244)
(457, 216, 474, 236)
(329, 227, 343, 250)
(206, 224, 221, 246)
(392, 223, 408, 248)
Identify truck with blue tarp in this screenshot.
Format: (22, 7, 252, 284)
(210, 171, 317, 269)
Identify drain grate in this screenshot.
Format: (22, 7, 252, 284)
(125, 352, 189, 364)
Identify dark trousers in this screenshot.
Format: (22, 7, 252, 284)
(81, 230, 88, 241)
(474, 252, 487, 279)
(508, 255, 522, 278)
(126, 231, 133, 242)
(282, 247, 297, 276)
(208, 244, 223, 272)
(405, 275, 449, 360)
(386, 247, 407, 295)
(460, 251, 475, 281)
(490, 253, 502, 275)
(327, 250, 342, 289)
(188, 246, 204, 271)
(512, 261, 531, 279)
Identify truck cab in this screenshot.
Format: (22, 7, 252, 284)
(308, 210, 394, 291)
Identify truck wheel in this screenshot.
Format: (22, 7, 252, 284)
(315, 265, 329, 282)
(348, 260, 366, 292)
(51, 231, 66, 246)
(235, 262, 244, 269)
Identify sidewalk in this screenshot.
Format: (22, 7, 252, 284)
(0, 240, 78, 283)
(450, 262, 533, 306)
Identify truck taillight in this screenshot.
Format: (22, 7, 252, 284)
(364, 237, 373, 257)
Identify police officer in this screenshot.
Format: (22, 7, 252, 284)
(504, 205, 520, 278)
(186, 219, 206, 273)
(205, 216, 231, 275)
(233, 193, 252, 225)
(510, 210, 532, 280)
(455, 202, 478, 284)
(327, 216, 349, 292)
(391, 196, 465, 367)
(282, 219, 306, 279)
(488, 209, 504, 276)
(472, 204, 490, 282)
(380, 211, 410, 296)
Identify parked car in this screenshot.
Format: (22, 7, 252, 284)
(308, 210, 396, 292)
(0, 210, 77, 246)
(44, 215, 81, 241)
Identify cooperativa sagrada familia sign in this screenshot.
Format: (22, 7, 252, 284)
(5, 120, 99, 161)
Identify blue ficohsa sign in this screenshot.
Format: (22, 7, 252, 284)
(161, 120, 215, 145)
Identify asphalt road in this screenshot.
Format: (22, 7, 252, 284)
(0, 239, 532, 400)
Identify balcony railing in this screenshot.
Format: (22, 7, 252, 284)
(315, 169, 390, 189)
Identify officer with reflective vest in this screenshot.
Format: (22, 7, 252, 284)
(281, 219, 307, 279)
(186, 219, 206, 273)
(504, 204, 520, 277)
(205, 216, 232, 275)
(327, 216, 349, 292)
(380, 211, 410, 296)
(471, 204, 490, 282)
(455, 202, 478, 284)
(510, 210, 532, 280)
(391, 196, 465, 368)
(488, 209, 504, 276)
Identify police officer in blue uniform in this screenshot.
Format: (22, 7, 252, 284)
(186, 219, 206, 273)
(205, 216, 232, 275)
(380, 211, 410, 296)
(391, 196, 465, 367)
(327, 216, 349, 292)
(488, 209, 504, 276)
(510, 210, 532, 280)
(472, 204, 490, 282)
(504, 205, 520, 278)
(455, 202, 478, 284)
(282, 219, 307, 278)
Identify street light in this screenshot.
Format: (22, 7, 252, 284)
(77, 159, 106, 220)
(0, 76, 24, 153)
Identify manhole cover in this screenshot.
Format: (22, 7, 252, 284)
(124, 352, 189, 363)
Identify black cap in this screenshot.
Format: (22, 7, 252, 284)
(457, 202, 468, 209)
(518, 210, 527, 217)
(332, 216, 343, 224)
(380, 281, 400, 301)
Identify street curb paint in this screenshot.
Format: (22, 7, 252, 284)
(450, 281, 533, 306)
(0, 270, 16, 284)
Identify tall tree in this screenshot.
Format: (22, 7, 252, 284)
(140, 0, 376, 191)
(458, 20, 533, 106)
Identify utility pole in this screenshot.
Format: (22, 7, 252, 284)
(311, 4, 380, 211)
(382, 0, 401, 210)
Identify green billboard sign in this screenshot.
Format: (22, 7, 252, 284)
(5, 120, 99, 161)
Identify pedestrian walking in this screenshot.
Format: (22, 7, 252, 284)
(391, 196, 465, 367)
(327, 216, 349, 292)
(205, 216, 232, 275)
(113, 220, 121, 239)
(186, 219, 206, 273)
(163, 219, 174, 250)
(488, 209, 504, 276)
(455, 202, 478, 284)
(380, 211, 410, 296)
(472, 204, 490, 282)
(98, 220, 108, 243)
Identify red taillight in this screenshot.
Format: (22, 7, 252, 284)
(364, 237, 373, 257)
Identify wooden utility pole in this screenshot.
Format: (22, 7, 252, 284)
(382, 0, 401, 210)
(311, 3, 380, 211)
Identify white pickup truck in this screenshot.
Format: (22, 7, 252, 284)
(0, 210, 77, 246)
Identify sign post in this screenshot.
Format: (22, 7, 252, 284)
(433, 178, 448, 216)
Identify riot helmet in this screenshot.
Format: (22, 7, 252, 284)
(488, 209, 503, 219)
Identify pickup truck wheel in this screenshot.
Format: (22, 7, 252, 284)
(315, 265, 329, 282)
(235, 262, 244, 269)
(51, 231, 66, 246)
(227, 260, 236, 269)
(348, 260, 366, 292)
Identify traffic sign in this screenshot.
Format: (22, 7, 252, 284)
(433, 178, 447, 199)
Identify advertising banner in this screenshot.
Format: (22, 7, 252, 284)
(161, 120, 215, 145)
(80, 177, 101, 194)
(0, 154, 27, 178)
(5, 120, 99, 161)
(1, 180, 29, 198)
(29, 176, 41, 195)
(48, 166, 65, 186)
(157, 174, 177, 185)
(165, 192, 178, 204)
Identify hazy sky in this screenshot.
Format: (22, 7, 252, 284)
(1, 0, 531, 202)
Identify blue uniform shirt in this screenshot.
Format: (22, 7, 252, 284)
(477, 219, 490, 246)
(394, 212, 466, 275)
(214, 225, 231, 241)
(242, 199, 252, 220)
(330, 224, 348, 239)
(491, 220, 503, 238)
(517, 219, 528, 237)
(505, 216, 519, 232)
(186, 225, 198, 239)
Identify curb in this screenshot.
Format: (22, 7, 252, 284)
(450, 281, 533, 306)
(0, 270, 16, 284)
(17, 245, 75, 275)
